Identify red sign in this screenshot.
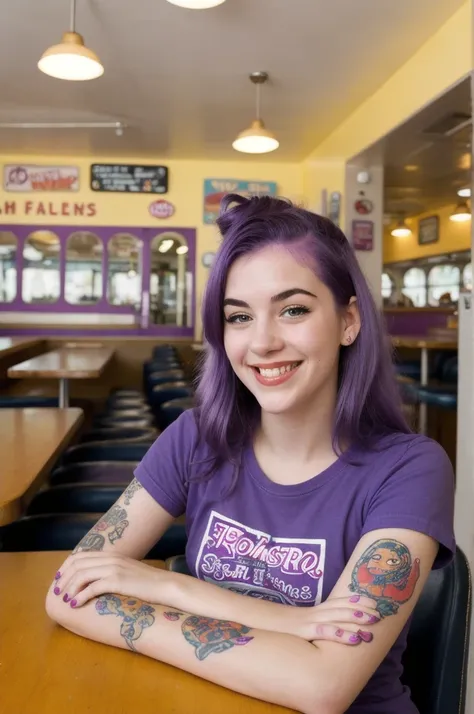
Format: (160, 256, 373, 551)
(149, 199, 175, 219)
(0, 199, 96, 217)
(352, 220, 374, 251)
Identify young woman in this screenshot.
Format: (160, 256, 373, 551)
(47, 195, 455, 714)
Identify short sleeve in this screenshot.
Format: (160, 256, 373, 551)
(134, 409, 198, 518)
(361, 436, 455, 569)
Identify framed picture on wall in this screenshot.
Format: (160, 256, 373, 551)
(418, 215, 439, 245)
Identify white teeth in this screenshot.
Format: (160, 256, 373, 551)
(257, 362, 300, 379)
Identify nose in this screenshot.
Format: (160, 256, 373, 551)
(249, 317, 285, 357)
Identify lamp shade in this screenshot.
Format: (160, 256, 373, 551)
(391, 219, 411, 238)
(232, 119, 279, 154)
(450, 201, 471, 222)
(166, 0, 225, 7)
(38, 32, 104, 81)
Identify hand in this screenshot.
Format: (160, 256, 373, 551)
(51, 552, 165, 608)
(287, 594, 381, 647)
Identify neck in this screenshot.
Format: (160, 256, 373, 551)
(256, 382, 338, 463)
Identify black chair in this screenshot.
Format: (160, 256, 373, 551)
(165, 549, 471, 714)
(80, 426, 157, 443)
(51, 461, 139, 486)
(61, 442, 153, 465)
(27, 484, 124, 515)
(0, 516, 187, 560)
(401, 546, 471, 714)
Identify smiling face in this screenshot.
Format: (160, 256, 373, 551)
(223, 244, 360, 418)
(367, 548, 402, 575)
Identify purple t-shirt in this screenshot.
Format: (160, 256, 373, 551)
(135, 409, 455, 714)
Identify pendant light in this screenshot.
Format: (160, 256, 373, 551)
(450, 201, 471, 222)
(166, 0, 226, 7)
(38, 0, 104, 81)
(457, 187, 471, 198)
(233, 72, 279, 154)
(391, 218, 412, 238)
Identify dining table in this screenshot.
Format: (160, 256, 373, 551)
(0, 551, 294, 714)
(7, 346, 114, 408)
(391, 335, 458, 434)
(0, 407, 83, 526)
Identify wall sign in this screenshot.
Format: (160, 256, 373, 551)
(352, 220, 374, 251)
(203, 178, 278, 224)
(418, 215, 439, 245)
(4, 165, 79, 192)
(149, 199, 175, 219)
(354, 198, 373, 215)
(91, 164, 168, 194)
(0, 199, 96, 217)
(328, 191, 342, 226)
(201, 251, 216, 268)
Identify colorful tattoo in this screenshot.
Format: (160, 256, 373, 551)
(162, 611, 253, 660)
(73, 504, 129, 553)
(123, 478, 143, 506)
(349, 539, 420, 617)
(95, 594, 155, 651)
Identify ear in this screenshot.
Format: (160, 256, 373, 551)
(340, 297, 361, 347)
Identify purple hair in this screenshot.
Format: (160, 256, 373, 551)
(195, 194, 410, 464)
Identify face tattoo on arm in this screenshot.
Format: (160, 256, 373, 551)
(349, 539, 421, 618)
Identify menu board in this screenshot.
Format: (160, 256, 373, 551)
(90, 164, 168, 194)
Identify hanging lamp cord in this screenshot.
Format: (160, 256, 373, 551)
(255, 82, 261, 121)
(70, 0, 76, 32)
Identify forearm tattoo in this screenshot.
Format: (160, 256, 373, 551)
(163, 611, 254, 660)
(96, 594, 155, 651)
(349, 538, 420, 617)
(73, 479, 142, 553)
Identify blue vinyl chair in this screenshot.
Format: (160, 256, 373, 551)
(160, 397, 195, 428)
(60, 441, 153, 465)
(51, 461, 139, 486)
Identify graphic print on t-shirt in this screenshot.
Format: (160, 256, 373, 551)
(195, 511, 326, 606)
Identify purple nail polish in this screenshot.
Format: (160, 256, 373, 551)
(349, 595, 360, 603)
(368, 615, 380, 624)
(63, 594, 70, 603)
(349, 635, 361, 644)
(54, 571, 61, 580)
(70, 599, 77, 608)
(357, 630, 374, 643)
(53, 587, 60, 596)
(354, 610, 364, 618)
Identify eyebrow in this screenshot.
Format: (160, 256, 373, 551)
(223, 288, 317, 308)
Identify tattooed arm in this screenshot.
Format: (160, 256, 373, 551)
(46, 528, 437, 714)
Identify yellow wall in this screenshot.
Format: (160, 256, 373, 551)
(0, 154, 303, 336)
(306, 2, 471, 162)
(384, 204, 471, 263)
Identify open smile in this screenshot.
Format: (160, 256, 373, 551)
(249, 361, 302, 387)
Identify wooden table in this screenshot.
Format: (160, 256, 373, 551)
(0, 337, 44, 358)
(0, 552, 292, 714)
(7, 347, 114, 408)
(0, 408, 83, 525)
(392, 335, 458, 434)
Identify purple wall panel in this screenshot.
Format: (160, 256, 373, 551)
(383, 310, 451, 336)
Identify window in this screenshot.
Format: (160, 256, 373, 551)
(427, 265, 460, 305)
(65, 232, 103, 305)
(381, 272, 393, 299)
(150, 233, 191, 326)
(0, 231, 17, 303)
(402, 267, 426, 307)
(22, 231, 60, 304)
(463, 263, 472, 290)
(107, 233, 142, 306)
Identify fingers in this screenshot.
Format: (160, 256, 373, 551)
(317, 606, 380, 627)
(345, 594, 379, 611)
(52, 565, 112, 605)
(311, 623, 374, 646)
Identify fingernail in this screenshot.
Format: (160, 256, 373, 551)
(70, 599, 77, 608)
(354, 610, 364, 618)
(63, 594, 70, 603)
(357, 630, 374, 643)
(349, 595, 360, 603)
(368, 615, 380, 624)
(54, 571, 61, 580)
(53, 587, 61, 596)
(349, 635, 361, 644)
(335, 629, 344, 637)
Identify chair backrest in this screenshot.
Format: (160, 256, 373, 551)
(51, 461, 139, 486)
(81, 426, 157, 443)
(61, 441, 154, 464)
(401, 546, 471, 714)
(27, 484, 125, 515)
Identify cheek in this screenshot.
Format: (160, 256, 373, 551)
(224, 329, 247, 367)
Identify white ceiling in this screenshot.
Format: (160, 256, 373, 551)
(354, 78, 472, 217)
(0, 0, 466, 160)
